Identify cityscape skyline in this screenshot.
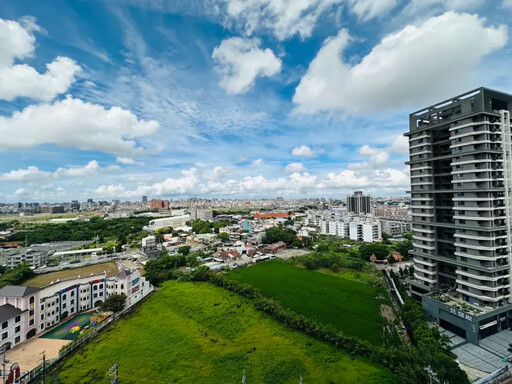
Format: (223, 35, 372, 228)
(1, 1, 512, 202)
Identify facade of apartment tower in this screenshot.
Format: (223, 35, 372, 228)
(346, 191, 371, 214)
(407, 88, 512, 345)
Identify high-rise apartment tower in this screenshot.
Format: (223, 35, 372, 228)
(346, 191, 371, 214)
(407, 87, 512, 344)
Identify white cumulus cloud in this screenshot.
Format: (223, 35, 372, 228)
(0, 96, 160, 155)
(54, 160, 100, 177)
(15, 188, 30, 197)
(293, 12, 508, 114)
(116, 157, 138, 165)
(0, 160, 117, 182)
(284, 162, 306, 173)
(292, 145, 316, 157)
(212, 37, 282, 94)
(0, 17, 81, 101)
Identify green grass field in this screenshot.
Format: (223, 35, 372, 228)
(229, 261, 385, 345)
(24, 262, 119, 287)
(51, 281, 395, 384)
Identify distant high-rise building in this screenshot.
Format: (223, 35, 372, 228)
(190, 209, 213, 221)
(142, 195, 148, 203)
(407, 87, 512, 345)
(40, 206, 65, 214)
(70, 200, 80, 211)
(149, 199, 169, 210)
(346, 191, 371, 214)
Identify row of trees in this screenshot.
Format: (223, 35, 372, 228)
(3, 217, 151, 247)
(191, 220, 233, 234)
(293, 252, 365, 271)
(262, 226, 311, 247)
(0, 263, 35, 288)
(188, 267, 468, 384)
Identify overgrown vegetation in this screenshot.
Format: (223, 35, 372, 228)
(0, 263, 35, 288)
(389, 271, 469, 384)
(191, 219, 233, 234)
(3, 217, 151, 248)
(262, 226, 304, 247)
(143, 253, 200, 286)
(292, 252, 366, 271)
(50, 281, 394, 383)
(191, 266, 469, 384)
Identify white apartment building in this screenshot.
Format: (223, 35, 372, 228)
(4, 248, 49, 269)
(0, 269, 153, 351)
(306, 209, 381, 243)
(146, 215, 191, 231)
(141, 235, 161, 259)
(0, 304, 26, 350)
(349, 221, 382, 242)
(328, 221, 348, 237)
(190, 209, 213, 221)
(381, 219, 412, 237)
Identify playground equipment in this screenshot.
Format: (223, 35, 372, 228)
(90, 313, 109, 327)
(69, 325, 81, 334)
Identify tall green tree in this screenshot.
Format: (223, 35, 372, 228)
(101, 294, 127, 312)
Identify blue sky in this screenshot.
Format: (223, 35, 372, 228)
(0, 0, 512, 202)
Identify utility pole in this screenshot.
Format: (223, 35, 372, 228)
(40, 351, 45, 384)
(1, 346, 8, 384)
(109, 363, 119, 384)
(241, 369, 246, 384)
(299, 376, 303, 384)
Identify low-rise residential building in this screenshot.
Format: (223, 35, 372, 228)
(4, 248, 49, 269)
(349, 221, 381, 243)
(263, 241, 287, 253)
(380, 219, 411, 237)
(141, 235, 161, 259)
(372, 205, 410, 220)
(0, 269, 153, 351)
(0, 304, 26, 351)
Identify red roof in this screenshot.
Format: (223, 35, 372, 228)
(253, 211, 295, 219)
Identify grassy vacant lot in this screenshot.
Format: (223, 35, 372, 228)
(229, 261, 385, 345)
(51, 281, 395, 384)
(24, 262, 118, 287)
